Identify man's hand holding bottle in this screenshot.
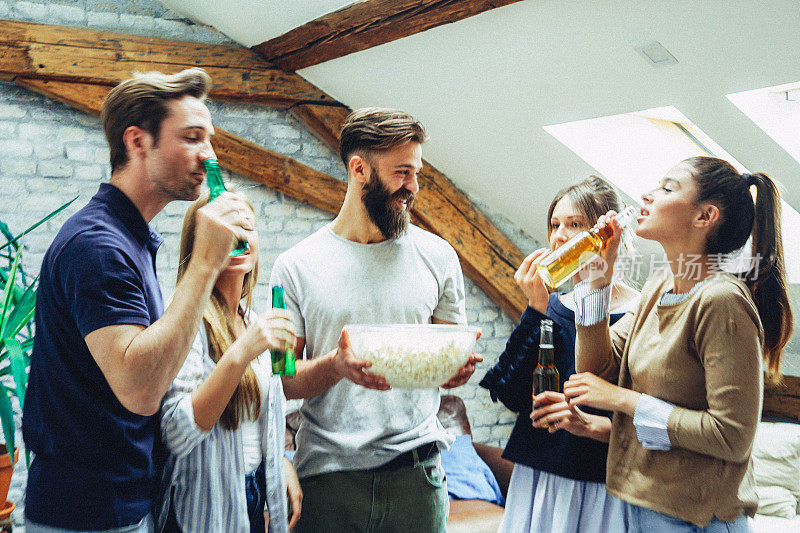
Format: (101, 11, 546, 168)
(191, 192, 253, 274)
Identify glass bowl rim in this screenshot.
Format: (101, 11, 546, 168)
(343, 323, 480, 335)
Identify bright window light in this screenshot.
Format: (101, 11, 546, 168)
(543, 106, 745, 201)
(544, 106, 800, 282)
(726, 84, 800, 282)
(727, 82, 800, 165)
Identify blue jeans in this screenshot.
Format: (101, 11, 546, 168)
(26, 512, 154, 533)
(245, 461, 267, 533)
(626, 504, 752, 532)
(162, 464, 266, 533)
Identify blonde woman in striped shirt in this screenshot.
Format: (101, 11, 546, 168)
(158, 190, 301, 533)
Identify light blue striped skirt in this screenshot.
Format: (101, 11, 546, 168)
(498, 464, 628, 533)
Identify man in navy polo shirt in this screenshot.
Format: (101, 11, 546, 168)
(23, 68, 253, 532)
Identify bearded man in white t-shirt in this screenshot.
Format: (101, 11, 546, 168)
(270, 107, 481, 532)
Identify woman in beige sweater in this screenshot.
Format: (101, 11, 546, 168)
(553, 157, 792, 531)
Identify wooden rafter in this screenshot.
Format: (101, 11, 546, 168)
(0, 19, 338, 107)
(2, 19, 527, 319)
(18, 79, 347, 216)
(254, 0, 526, 71)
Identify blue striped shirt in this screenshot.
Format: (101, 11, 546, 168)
(157, 318, 289, 533)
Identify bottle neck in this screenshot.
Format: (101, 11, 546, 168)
(538, 344, 555, 366)
(592, 205, 638, 241)
(207, 171, 224, 195)
(203, 160, 225, 198)
(272, 288, 286, 309)
(615, 205, 639, 228)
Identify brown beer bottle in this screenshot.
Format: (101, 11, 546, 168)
(537, 205, 638, 288)
(533, 319, 559, 428)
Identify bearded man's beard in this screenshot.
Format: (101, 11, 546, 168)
(361, 169, 416, 239)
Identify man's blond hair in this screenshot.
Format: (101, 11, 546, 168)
(101, 68, 212, 173)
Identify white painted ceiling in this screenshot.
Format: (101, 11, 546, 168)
(158, 0, 800, 250)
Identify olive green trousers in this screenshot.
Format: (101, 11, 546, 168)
(293, 451, 448, 533)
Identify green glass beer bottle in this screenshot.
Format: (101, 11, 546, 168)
(533, 319, 560, 428)
(202, 158, 248, 257)
(271, 286, 296, 376)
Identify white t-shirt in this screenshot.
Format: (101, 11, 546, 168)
(240, 355, 271, 473)
(270, 223, 466, 478)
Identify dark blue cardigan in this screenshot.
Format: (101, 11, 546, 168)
(479, 293, 626, 483)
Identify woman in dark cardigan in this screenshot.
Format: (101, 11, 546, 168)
(481, 176, 638, 533)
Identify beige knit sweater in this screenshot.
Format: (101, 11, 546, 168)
(577, 271, 763, 527)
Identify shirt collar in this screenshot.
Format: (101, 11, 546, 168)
(94, 183, 162, 249)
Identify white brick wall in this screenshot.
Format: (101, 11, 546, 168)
(0, 0, 543, 526)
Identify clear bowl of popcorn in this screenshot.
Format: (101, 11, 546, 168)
(343, 324, 480, 389)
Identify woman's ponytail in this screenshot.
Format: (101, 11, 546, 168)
(687, 157, 793, 379)
(747, 173, 793, 377)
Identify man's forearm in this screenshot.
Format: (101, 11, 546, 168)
(123, 261, 219, 412)
(281, 353, 341, 400)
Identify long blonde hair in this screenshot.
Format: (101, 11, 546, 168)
(177, 189, 261, 430)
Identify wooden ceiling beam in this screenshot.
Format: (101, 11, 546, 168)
(17, 79, 346, 216)
(0, 19, 339, 107)
(254, 0, 526, 71)
(3, 19, 528, 319)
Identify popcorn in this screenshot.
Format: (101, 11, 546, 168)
(345, 324, 479, 389)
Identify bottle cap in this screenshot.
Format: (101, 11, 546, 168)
(539, 319, 554, 345)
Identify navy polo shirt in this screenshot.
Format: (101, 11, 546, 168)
(23, 183, 165, 530)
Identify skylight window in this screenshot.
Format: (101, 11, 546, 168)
(543, 106, 745, 200)
(544, 106, 800, 282)
(727, 82, 800, 166)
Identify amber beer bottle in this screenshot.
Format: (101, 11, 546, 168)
(533, 319, 559, 428)
(270, 286, 296, 376)
(537, 205, 638, 289)
(202, 158, 249, 257)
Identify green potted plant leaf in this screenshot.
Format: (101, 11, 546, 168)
(0, 196, 78, 516)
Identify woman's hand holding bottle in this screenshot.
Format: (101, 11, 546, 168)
(231, 310, 296, 366)
(515, 248, 551, 314)
(586, 210, 626, 290)
(531, 391, 611, 442)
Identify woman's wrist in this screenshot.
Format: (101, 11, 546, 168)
(589, 419, 611, 443)
(225, 340, 253, 369)
(527, 299, 547, 315)
(618, 388, 641, 417)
